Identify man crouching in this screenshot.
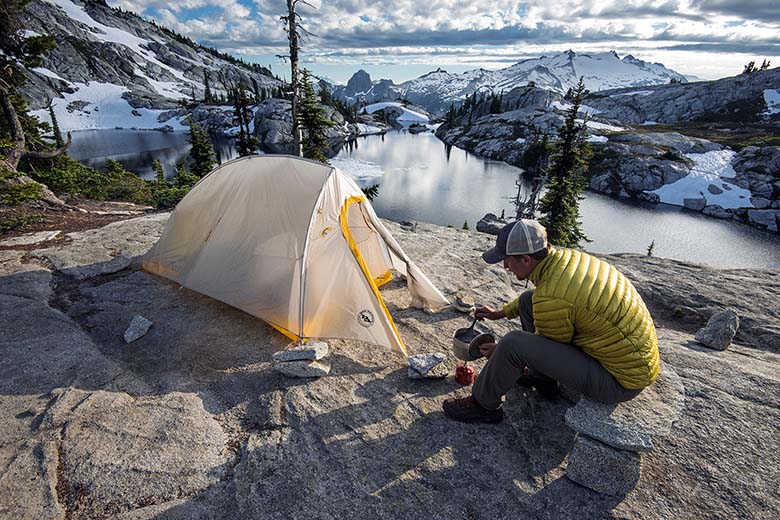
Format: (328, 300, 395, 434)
(443, 219, 660, 424)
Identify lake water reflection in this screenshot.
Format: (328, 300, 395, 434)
(68, 129, 780, 269)
(332, 130, 780, 269)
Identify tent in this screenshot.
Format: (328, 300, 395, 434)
(142, 155, 449, 355)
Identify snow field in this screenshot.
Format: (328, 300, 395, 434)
(651, 150, 753, 209)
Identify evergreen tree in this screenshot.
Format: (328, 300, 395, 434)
(361, 184, 380, 201)
(152, 159, 165, 182)
(537, 78, 591, 248)
(203, 70, 213, 104)
(48, 103, 64, 148)
(234, 86, 259, 156)
(186, 117, 215, 177)
(299, 69, 333, 163)
(446, 102, 456, 127)
(489, 93, 501, 114)
(173, 158, 198, 187)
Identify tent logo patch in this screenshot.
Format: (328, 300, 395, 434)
(357, 309, 375, 327)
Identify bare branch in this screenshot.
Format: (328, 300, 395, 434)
(22, 132, 72, 160)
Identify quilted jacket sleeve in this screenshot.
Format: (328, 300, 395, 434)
(532, 296, 575, 344)
(502, 298, 520, 320)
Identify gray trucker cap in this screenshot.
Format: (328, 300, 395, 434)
(482, 219, 548, 264)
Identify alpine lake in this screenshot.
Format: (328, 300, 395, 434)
(67, 128, 780, 270)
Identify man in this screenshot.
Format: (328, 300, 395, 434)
(443, 219, 660, 424)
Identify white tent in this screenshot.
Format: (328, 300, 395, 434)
(142, 155, 449, 355)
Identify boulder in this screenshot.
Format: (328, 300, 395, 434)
(566, 435, 641, 496)
(399, 220, 418, 232)
(476, 213, 508, 235)
(564, 363, 684, 452)
(695, 309, 740, 350)
(273, 359, 330, 378)
(702, 205, 733, 219)
(0, 231, 61, 247)
(750, 197, 771, 209)
(123, 315, 153, 343)
(707, 184, 724, 195)
(683, 197, 707, 211)
(747, 209, 780, 232)
(272, 342, 329, 362)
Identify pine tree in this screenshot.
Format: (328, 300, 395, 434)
(152, 159, 165, 182)
(48, 103, 64, 148)
(203, 71, 213, 104)
(537, 77, 591, 248)
(186, 117, 215, 178)
(234, 86, 259, 156)
(446, 102, 456, 126)
(299, 69, 333, 163)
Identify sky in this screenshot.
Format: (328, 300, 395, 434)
(106, 0, 780, 84)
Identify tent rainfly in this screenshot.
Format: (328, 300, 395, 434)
(142, 155, 449, 355)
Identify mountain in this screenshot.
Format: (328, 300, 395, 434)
(20, 0, 282, 131)
(332, 50, 689, 114)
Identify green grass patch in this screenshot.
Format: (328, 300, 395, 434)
(0, 212, 45, 235)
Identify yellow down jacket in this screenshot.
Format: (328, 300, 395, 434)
(502, 248, 660, 389)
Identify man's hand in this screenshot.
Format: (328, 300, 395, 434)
(479, 342, 497, 359)
(475, 305, 506, 321)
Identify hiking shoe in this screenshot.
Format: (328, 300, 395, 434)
(517, 367, 559, 400)
(442, 395, 504, 424)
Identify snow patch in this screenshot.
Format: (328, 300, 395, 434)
(551, 101, 601, 115)
(641, 121, 658, 125)
(31, 81, 189, 132)
(651, 150, 753, 209)
(515, 137, 526, 144)
(587, 135, 608, 143)
(31, 67, 69, 83)
(364, 102, 428, 123)
(764, 89, 780, 115)
(576, 119, 626, 132)
(355, 124, 384, 136)
(610, 90, 654, 97)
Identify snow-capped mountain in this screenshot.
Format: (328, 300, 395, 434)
(333, 50, 689, 113)
(21, 0, 282, 131)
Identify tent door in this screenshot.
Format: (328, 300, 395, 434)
(339, 196, 406, 354)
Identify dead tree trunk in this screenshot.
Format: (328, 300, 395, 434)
(284, 0, 303, 157)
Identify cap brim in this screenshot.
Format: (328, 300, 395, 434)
(482, 246, 505, 264)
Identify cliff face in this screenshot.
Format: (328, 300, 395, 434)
(1, 214, 779, 519)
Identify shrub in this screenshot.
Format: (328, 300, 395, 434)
(0, 182, 43, 205)
(0, 212, 46, 235)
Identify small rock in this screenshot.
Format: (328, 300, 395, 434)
(566, 435, 641, 496)
(408, 353, 448, 379)
(0, 231, 61, 247)
(453, 292, 475, 313)
(695, 309, 739, 350)
(273, 360, 330, 378)
(707, 184, 723, 195)
(272, 342, 328, 362)
(399, 220, 417, 232)
(124, 315, 153, 343)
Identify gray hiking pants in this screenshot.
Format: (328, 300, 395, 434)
(472, 290, 642, 409)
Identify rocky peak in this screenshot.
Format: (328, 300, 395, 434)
(345, 69, 373, 94)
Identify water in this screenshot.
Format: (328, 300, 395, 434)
(67, 129, 239, 180)
(332, 130, 780, 269)
(67, 129, 780, 269)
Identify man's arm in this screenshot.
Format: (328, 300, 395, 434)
(532, 297, 575, 343)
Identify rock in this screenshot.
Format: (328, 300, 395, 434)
(453, 292, 476, 313)
(399, 220, 417, 232)
(566, 435, 641, 496)
(751, 197, 771, 209)
(707, 184, 724, 195)
(476, 213, 508, 235)
(407, 352, 448, 379)
(702, 205, 733, 219)
(565, 363, 684, 452)
(272, 341, 329, 362)
(273, 359, 330, 378)
(683, 197, 707, 211)
(0, 231, 61, 247)
(695, 309, 740, 350)
(123, 315, 153, 343)
(747, 209, 780, 232)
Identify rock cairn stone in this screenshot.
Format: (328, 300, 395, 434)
(695, 309, 739, 350)
(272, 342, 331, 378)
(123, 315, 153, 343)
(564, 363, 684, 495)
(408, 352, 448, 379)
